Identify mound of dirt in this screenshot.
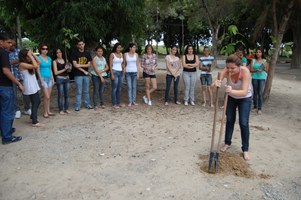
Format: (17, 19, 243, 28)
(199, 152, 271, 179)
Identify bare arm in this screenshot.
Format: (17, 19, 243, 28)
(136, 53, 140, 79)
(109, 53, 114, 80)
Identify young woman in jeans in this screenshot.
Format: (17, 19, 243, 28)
(19, 49, 42, 127)
(91, 46, 109, 110)
(109, 43, 124, 109)
(52, 48, 71, 114)
(182, 45, 199, 106)
(249, 48, 268, 115)
(124, 43, 140, 107)
(164, 45, 182, 105)
(213, 54, 253, 161)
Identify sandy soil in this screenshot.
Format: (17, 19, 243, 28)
(0, 63, 301, 200)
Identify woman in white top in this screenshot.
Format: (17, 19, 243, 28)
(124, 43, 140, 106)
(91, 46, 109, 110)
(18, 49, 42, 127)
(109, 43, 124, 108)
(164, 45, 182, 105)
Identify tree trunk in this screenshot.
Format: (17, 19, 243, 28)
(291, 11, 301, 69)
(263, 39, 281, 101)
(263, 0, 295, 101)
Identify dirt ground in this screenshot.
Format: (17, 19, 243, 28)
(0, 63, 301, 200)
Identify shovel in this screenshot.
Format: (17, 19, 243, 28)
(208, 72, 220, 173)
(208, 73, 230, 173)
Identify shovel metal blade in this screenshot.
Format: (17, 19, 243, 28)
(208, 152, 219, 173)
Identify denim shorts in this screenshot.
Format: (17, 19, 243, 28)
(41, 77, 53, 88)
(200, 74, 212, 86)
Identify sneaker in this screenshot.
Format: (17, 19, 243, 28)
(148, 100, 152, 106)
(184, 101, 188, 106)
(258, 110, 262, 115)
(23, 109, 31, 116)
(15, 110, 21, 119)
(142, 96, 148, 104)
(75, 108, 80, 112)
(175, 101, 181, 105)
(190, 101, 195, 106)
(86, 105, 93, 110)
(2, 136, 22, 145)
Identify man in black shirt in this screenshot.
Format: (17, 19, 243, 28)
(71, 39, 93, 111)
(0, 33, 24, 144)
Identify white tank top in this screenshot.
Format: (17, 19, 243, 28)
(125, 53, 137, 72)
(229, 69, 253, 99)
(20, 69, 40, 95)
(112, 53, 123, 71)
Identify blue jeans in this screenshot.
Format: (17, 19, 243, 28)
(225, 96, 252, 152)
(74, 76, 91, 109)
(126, 72, 137, 103)
(56, 77, 70, 111)
(0, 86, 15, 142)
(252, 79, 265, 110)
(92, 75, 105, 106)
(164, 74, 180, 103)
(183, 71, 197, 102)
(111, 70, 123, 106)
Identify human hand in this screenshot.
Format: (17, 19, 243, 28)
(225, 85, 232, 93)
(215, 80, 221, 88)
(18, 83, 24, 93)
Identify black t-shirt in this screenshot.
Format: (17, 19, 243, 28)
(71, 50, 92, 77)
(0, 48, 13, 86)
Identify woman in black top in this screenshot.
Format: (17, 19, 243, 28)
(182, 45, 199, 106)
(53, 48, 72, 114)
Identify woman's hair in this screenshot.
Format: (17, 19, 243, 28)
(170, 45, 179, 57)
(112, 42, 122, 53)
(144, 44, 153, 54)
(52, 48, 66, 61)
(38, 43, 48, 54)
(254, 47, 265, 59)
(226, 54, 242, 67)
(125, 43, 137, 52)
(184, 44, 194, 55)
(95, 45, 104, 52)
(18, 48, 35, 74)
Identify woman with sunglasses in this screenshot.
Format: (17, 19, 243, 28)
(37, 44, 55, 118)
(213, 54, 253, 161)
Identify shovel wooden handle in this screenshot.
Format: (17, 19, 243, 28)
(217, 73, 230, 152)
(210, 72, 220, 152)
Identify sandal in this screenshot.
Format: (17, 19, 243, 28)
(43, 115, 49, 118)
(48, 113, 56, 116)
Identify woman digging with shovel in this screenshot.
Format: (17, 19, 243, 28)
(213, 54, 253, 161)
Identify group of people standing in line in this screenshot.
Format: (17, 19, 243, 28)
(2, 32, 269, 161)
